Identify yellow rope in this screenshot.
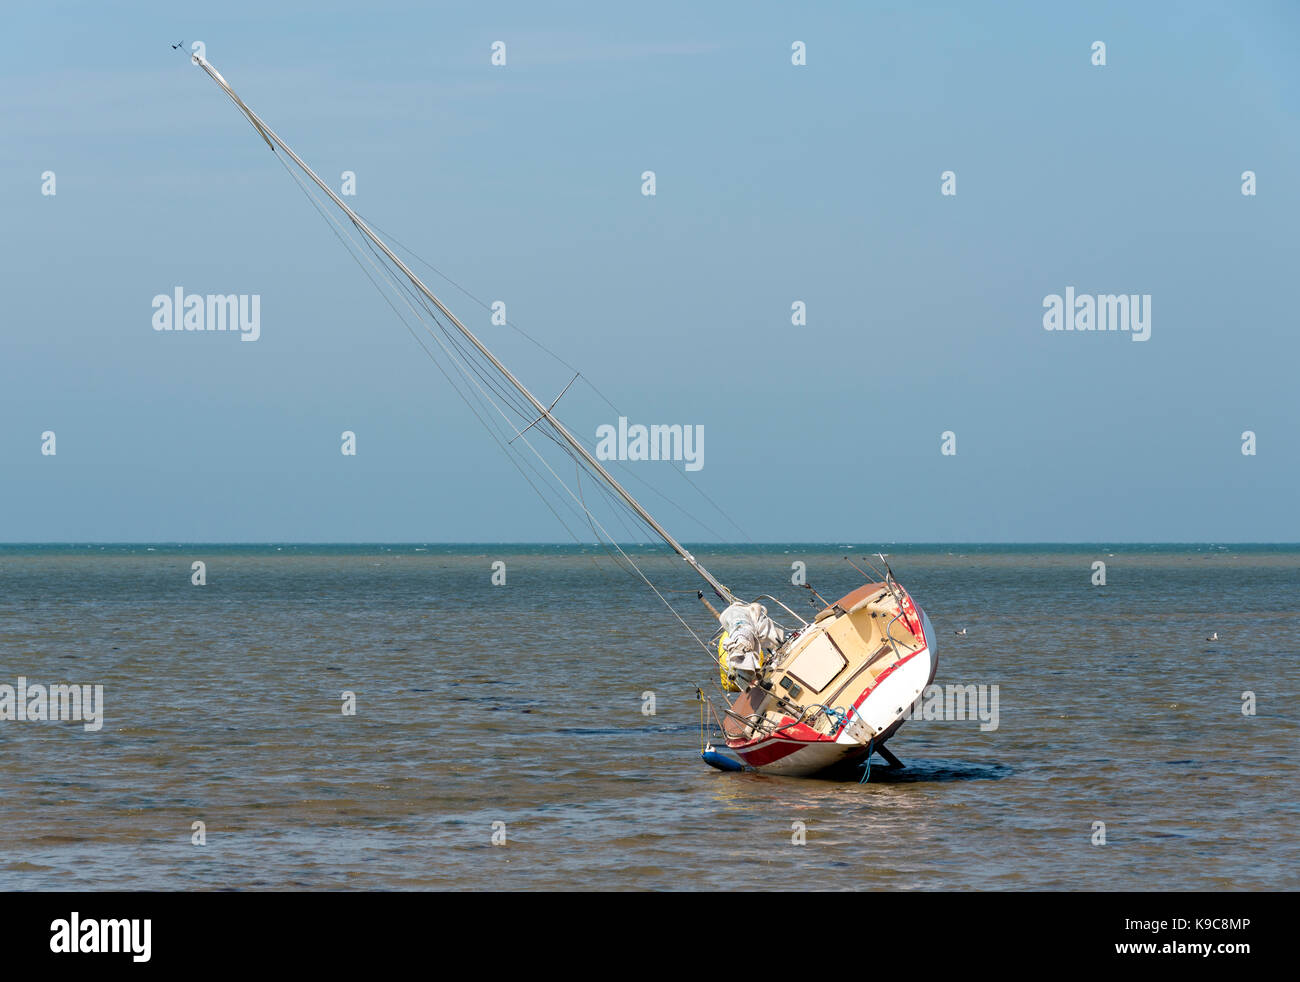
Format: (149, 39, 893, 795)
(699, 691, 705, 753)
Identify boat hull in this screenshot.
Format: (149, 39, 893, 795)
(726, 606, 936, 778)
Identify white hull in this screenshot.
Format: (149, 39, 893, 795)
(728, 607, 936, 778)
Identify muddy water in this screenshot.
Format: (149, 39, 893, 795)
(1, 544, 1295, 890)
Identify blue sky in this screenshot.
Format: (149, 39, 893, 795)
(2, 1, 1298, 542)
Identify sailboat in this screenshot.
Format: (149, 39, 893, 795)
(188, 53, 938, 779)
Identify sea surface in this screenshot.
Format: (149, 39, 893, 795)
(0, 543, 1296, 891)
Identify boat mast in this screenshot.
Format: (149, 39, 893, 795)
(191, 55, 737, 606)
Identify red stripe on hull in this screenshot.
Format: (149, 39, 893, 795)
(733, 737, 812, 767)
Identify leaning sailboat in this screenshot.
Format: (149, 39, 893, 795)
(188, 52, 938, 779)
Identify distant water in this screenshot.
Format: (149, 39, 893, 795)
(1, 544, 1296, 890)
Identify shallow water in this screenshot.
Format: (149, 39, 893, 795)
(0, 544, 1296, 890)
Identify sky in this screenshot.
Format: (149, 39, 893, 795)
(2, 1, 1298, 543)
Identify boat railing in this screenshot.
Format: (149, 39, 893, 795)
(752, 594, 810, 629)
(717, 706, 768, 739)
(883, 611, 904, 660)
(884, 603, 923, 661)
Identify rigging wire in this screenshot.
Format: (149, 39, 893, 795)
(358, 212, 753, 544)
(271, 150, 598, 552)
(273, 151, 717, 653)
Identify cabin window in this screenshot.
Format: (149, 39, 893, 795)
(784, 634, 848, 693)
